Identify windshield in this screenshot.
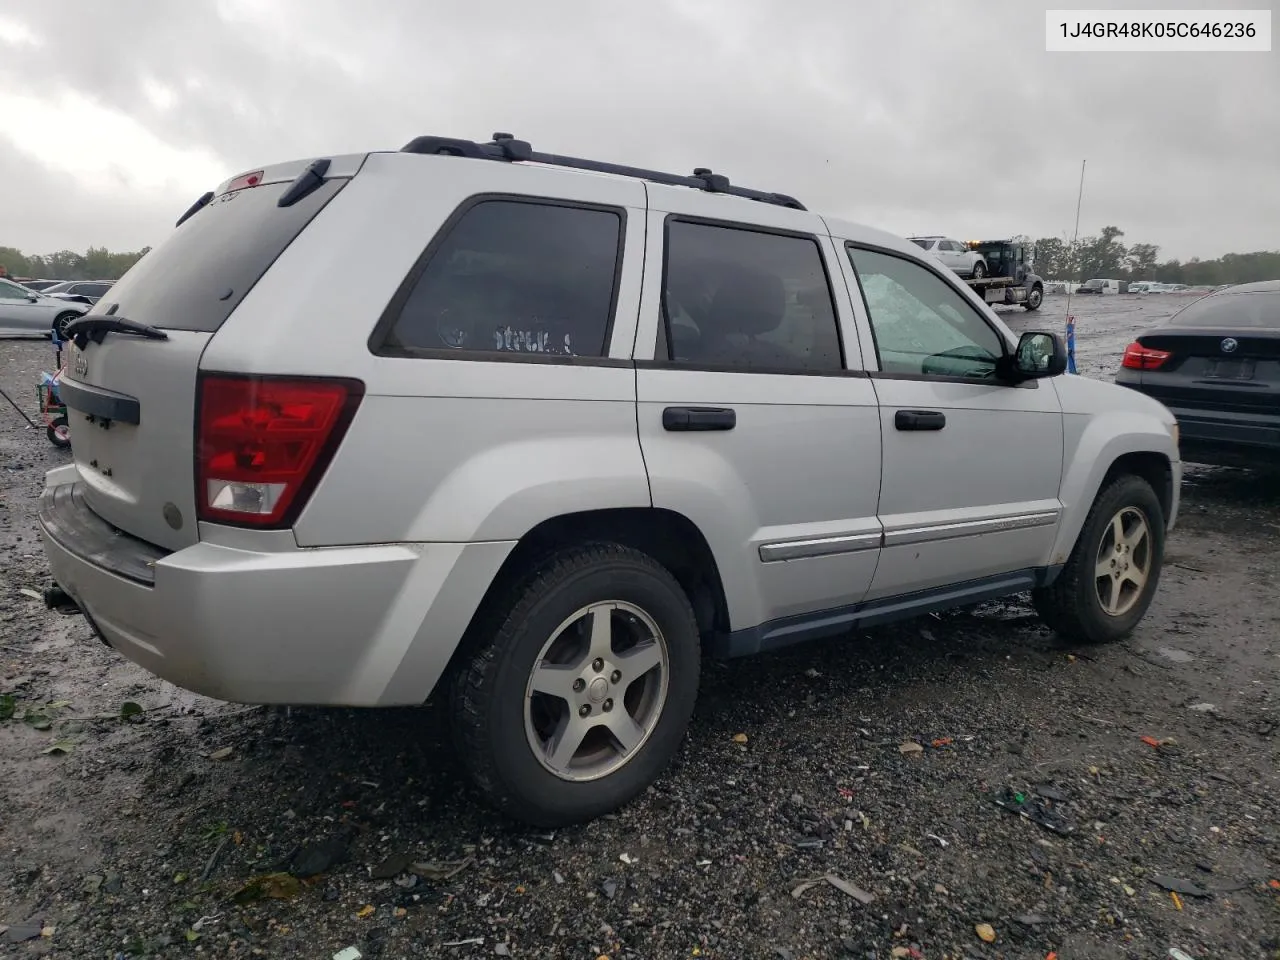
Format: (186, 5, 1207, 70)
(1169, 291, 1280, 329)
(1083, 279, 1105, 288)
(909, 239, 931, 249)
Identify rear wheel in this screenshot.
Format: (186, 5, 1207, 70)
(53, 312, 80, 340)
(971, 260, 987, 279)
(47, 417, 70, 448)
(1023, 285, 1043, 311)
(451, 542, 701, 826)
(1032, 474, 1164, 643)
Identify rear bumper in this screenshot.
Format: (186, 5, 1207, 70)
(1115, 381, 1280, 467)
(37, 467, 512, 706)
(1172, 406, 1280, 467)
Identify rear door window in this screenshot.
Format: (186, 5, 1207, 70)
(661, 219, 843, 372)
(92, 179, 347, 332)
(378, 198, 624, 358)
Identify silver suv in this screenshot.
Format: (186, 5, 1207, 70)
(38, 133, 1181, 827)
(907, 236, 988, 279)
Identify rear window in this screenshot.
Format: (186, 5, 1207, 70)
(910, 239, 931, 249)
(378, 198, 624, 358)
(90, 179, 347, 332)
(1169, 291, 1280, 329)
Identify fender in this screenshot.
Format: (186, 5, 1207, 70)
(1049, 408, 1179, 566)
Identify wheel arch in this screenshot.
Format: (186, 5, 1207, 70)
(1051, 433, 1175, 566)
(447, 506, 730, 674)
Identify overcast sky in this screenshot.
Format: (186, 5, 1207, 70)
(2, 0, 1276, 262)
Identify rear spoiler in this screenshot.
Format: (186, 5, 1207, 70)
(176, 152, 369, 227)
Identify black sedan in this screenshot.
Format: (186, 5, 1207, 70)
(1116, 279, 1279, 467)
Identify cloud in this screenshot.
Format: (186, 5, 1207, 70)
(1, 0, 1276, 260)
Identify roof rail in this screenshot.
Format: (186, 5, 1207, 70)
(399, 132, 806, 211)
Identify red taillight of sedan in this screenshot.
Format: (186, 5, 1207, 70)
(1121, 342, 1172, 370)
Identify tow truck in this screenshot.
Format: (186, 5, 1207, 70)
(963, 240, 1044, 311)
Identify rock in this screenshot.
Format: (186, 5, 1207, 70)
(370, 853, 413, 880)
(3, 923, 42, 943)
(289, 838, 350, 878)
(975, 923, 996, 943)
(1188, 703, 1217, 712)
(494, 944, 510, 956)
(102, 873, 123, 894)
(899, 742, 924, 756)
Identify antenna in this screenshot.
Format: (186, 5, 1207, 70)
(1063, 159, 1087, 374)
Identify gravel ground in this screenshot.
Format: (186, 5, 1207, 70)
(1, 295, 1277, 960)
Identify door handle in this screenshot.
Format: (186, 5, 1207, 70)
(662, 406, 737, 431)
(895, 409, 946, 431)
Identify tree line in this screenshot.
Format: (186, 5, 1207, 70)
(1030, 227, 1280, 286)
(4, 229, 1278, 287)
(0, 246, 150, 282)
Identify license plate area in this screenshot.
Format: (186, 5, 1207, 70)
(1204, 359, 1255, 380)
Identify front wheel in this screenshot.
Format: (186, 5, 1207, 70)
(971, 261, 987, 279)
(451, 542, 701, 827)
(1032, 474, 1164, 643)
(1023, 285, 1044, 311)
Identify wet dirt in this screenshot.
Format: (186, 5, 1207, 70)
(1, 295, 1277, 959)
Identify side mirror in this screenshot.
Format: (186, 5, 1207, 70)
(998, 331, 1067, 381)
(26, 293, 38, 302)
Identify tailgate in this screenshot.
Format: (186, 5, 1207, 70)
(59, 154, 363, 552)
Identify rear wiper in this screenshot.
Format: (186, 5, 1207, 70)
(175, 190, 214, 227)
(65, 316, 170, 349)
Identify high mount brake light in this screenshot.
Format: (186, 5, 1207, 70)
(1121, 342, 1171, 370)
(195, 375, 364, 528)
(224, 170, 265, 193)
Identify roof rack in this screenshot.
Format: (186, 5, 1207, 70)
(399, 132, 806, 211)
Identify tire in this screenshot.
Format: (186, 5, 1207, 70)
(1023, 285, 1044, 311)
(971, 260, 987, 279)
(53, 312, 80, 340)
(1032, 474, 1164, 644)
(47, 418, 71, 448)
(451, 542, 701, 827)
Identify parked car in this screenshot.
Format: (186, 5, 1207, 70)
(1078, 278, 1125, 295)
(907, 236, 988, 278)
(38, 133, 1181, 826)
(16, 278, 61, 292)
(1116, 279, 1279, 468)
(42, 280, 115, 306)
(0, 277, 89, 338)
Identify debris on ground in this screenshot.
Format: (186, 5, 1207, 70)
(231, 872, 303, 904)
(1151, 875, 1212, 898)
(410, 857, 474, 881)
(993, 786, 1074, 834)
(790, 874, 874, 905)
(207, 746, 234, 761)
(899, 741, 924, 756)
(975, 922, 996, 943)
(333, 948, 363, 960)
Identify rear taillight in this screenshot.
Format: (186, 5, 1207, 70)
(196, 375, 363, 528)
(1121, 342, 1172, 370)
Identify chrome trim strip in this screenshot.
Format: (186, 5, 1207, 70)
(759, 531, 882, 563)
(882, 511, 1060, 548)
